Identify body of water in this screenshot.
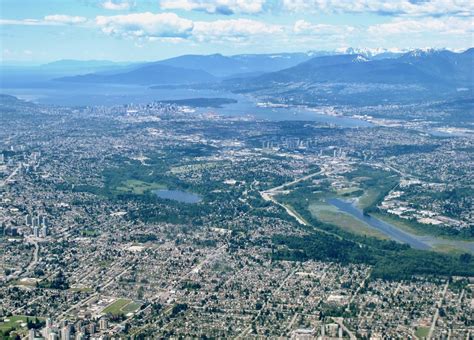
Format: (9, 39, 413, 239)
(153, 189, 201, 203)
(3, 83, 372, 127)
(326, 198, 474, 253)
(327, 198, 431, 250)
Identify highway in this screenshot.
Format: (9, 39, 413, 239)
(259, 170, 323, 226)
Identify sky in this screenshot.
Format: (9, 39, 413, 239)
(1, 0, 473, 63)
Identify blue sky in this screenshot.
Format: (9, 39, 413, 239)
(1, 0, 473, 63)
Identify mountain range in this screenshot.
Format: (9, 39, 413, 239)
(2, 48, 472, 95)
(55, 48, 473, 90)
(228, 48, 474, 94)
(55, 52, 316, 84)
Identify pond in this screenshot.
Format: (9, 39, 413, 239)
(153, 189, 202, 203)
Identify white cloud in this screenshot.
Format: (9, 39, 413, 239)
(102, 0, 132, 10)
(0, 19, 44, 26)
(0, 15, 87, 26)
(367, 17, 474, 35)
(95, 12, 194, 39)
(282, 0, 474, 17)
(44, 15, 88, 24)
(160, 0, 266, 15)
(193, 19, 282, 42)
(94, 12, 281, 42)
(293, 19, 354, 36)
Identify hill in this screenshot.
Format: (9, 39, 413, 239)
(250, 49, 473, 87)
(57, 64, 216, 85)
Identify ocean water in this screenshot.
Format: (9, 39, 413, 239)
(3, 83, 372, 127)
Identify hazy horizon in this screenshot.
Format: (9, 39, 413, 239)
(1, 46, 472, 67)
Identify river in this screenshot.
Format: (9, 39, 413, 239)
(326, 198, 474, 253)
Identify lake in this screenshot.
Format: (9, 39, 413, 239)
(326, 198, 474, 253)
(153, 189, 202, 204)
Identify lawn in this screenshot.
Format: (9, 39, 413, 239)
(121, 302, 141, 314)
(431, 243, 468, 255)
(102, 298, 138, 315)
(356, 189, 380, 209)
(336, 186, 362, 196)
(115, 179, 165, 195)
(371, 212, 425, 236)
(415, 326, 430, 339)
(81, 229, 100, 237)
(12, 278, 39, 287)
(70, 286, 93, 293)
(0, 315, 43, 336)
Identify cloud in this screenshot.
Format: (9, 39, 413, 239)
(193, 19, 282, 42)
(367, 17, 474, 35)
(44, 15, 88, 24)
(101, 0, 133, 10)
(95, 12, 194, 39)
(293, 19, 355, 36)
(160, 0, 267, 15)
(0, 15, 87, 26)
(282, 0, 474, 17)
(94, 12, 281, 42)
(0, 19, 44, 26)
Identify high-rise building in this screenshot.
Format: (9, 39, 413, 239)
(99, 318, 108, 330)
(25, 214, 32, 226)
(43, 318, 53, 339)
(42, 225, 48, 237)
(61, 325, 71, 340)
(33, 226, 39, 238)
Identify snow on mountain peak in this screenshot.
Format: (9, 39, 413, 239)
(353, 55, 369, 62)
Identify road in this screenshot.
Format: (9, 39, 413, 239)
(333, 317, 357, 340)
(0, 163, 21, 187)
(261, 191, 309, 226)
(25, 239, 40, 274)
(427, 280, 449, 339)
(57, 261, 131, 320)
(157, 244, 226, 303)
(58, 293, 100, 320)
(346, 270, 371, 311)
(262, 170, 323, 195)
(236, 265, 300, 339)
(4, 238, 40, 283)
(283, 268, 328, 337)
(260, 170, 323, 227)
(125, 245, 227, 335)
(260, 170, 346, 241)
